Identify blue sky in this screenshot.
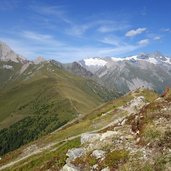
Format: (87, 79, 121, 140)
(0, 0, 171, 62)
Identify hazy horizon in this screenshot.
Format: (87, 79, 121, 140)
(0, 0, 171, 62)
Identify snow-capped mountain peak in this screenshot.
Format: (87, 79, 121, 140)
(83, 58, 107, 66)
(111, 52, 171, 65)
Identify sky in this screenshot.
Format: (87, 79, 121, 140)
(0, 0, 171, 63)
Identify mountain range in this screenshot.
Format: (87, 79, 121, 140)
(78, 52, 171, 93)
(1, 41, 171, 94)
(0, 41, 171, 170)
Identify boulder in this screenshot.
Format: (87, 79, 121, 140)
(92, 150, 106, 159)
(81, 133, 100, 144)
(100, 131, 117, 141)
(101, 167, 110, 171)
(61, 164, 80, 171)
(66, 148, 85, 162)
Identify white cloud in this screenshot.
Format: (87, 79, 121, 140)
(99, 36, 125, 47)
(30, 4, 72, 24)
(161, 28, 171, 32)
(1, 35, 142, 63)
(97, 21, 129, 33)
(0, 37, 39, 57)
(22, 31, 64, 46)
(125, 28, 147, 37)
(46, 44, 140, 63)
(97, 26, 115, 33)
(23, 31, 52, 41)
(30, 3, 129, 38)
(138, 39, 149, 46)
(154, 36, 161, 40)
(66, 24, 91, 37)
(66, 20, 129, 37)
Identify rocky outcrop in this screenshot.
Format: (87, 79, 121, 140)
(66, 148, 85, 162)
(0, 41, 25, 63)
(81, 133, 101, 144)
(61, 164, 80, 171)
(33, 56, 46, 65)
(61, 93, 171, 171)
(92, 150, 106, 159)
(79, 52, 171, 93)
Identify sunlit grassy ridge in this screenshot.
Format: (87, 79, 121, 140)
(0, 88, 159, 171)
(0, 61, 117, 156)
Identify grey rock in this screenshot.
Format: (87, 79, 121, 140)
(101, 167, 110, 171)
(61, 164, 80, 171)
(81, 133, 100, 144)
(66, 148, 85, 162)
(92, 150, 106, 159)
(78, 52, 171, 94)
(33, 56, 46, 65)
(0, 41, 25, 63)
(2, 65, 13, 70)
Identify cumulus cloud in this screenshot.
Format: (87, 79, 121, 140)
(125, 28, 147, 37)
(138, 39, 149, 46)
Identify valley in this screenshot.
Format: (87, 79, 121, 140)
(0, 42, 171, 171)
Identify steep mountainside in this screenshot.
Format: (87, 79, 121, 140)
(0, 88, 170, 171)
(0, 42, 118, 156)
(79, 52, 171, 93)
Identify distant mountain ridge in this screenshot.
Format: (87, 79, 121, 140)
(78, 52, 171, 93)
(1, 41, 171, 94)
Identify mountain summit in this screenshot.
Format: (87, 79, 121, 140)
(33, 56, 46, 64)
(0, 42, 25, 63)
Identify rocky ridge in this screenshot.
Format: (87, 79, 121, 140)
(78, 52, 171, 93)
(61, 89, 171, 171)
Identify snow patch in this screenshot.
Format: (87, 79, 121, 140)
(164, 57, 171, 65)
(112, 56, 159, 64)
(111, 57, 126, 62)
(84, 58, 107, 66)
(147, 58, 158, 64)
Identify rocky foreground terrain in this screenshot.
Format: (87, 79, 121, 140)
(0, 88, 170, 171)
(61, 88, 171, 171)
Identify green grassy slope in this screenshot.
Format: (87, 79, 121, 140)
(0, 61, 23, 88)
(0, 88, 159, 171)
(0, 61, 117, 156)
